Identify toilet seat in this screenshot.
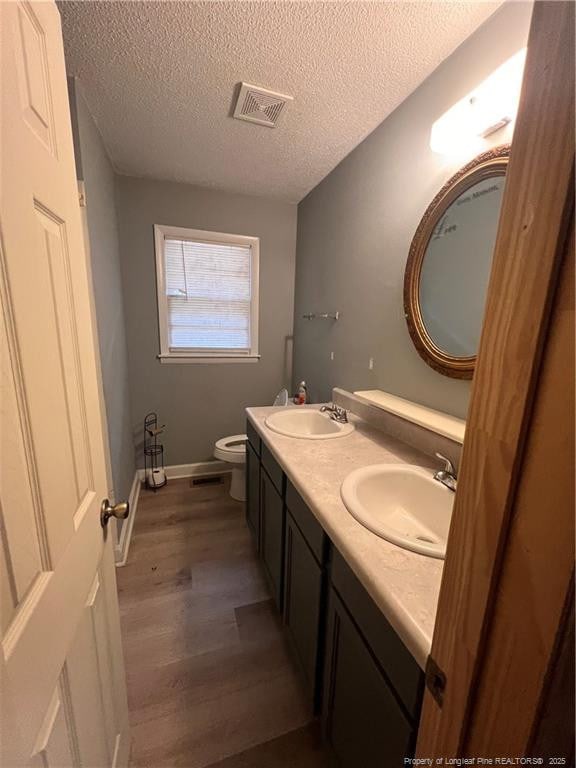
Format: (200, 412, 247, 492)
(214, 391, 287, 502)
(214, 434, 247, 464)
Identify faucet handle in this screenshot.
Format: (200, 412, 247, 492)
(435, 452, 455, 475)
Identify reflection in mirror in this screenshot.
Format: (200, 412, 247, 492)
(419, 175, 505, 358)
(404, 145, 509, 379)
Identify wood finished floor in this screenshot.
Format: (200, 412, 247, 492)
(117, 476, 329, 768)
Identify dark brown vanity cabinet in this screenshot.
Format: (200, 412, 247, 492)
(245, 421, 424, 760)
(246, 423, 326, 705)
(283, 511, 324, 702)
(259, 468, 285, 610)
(245, 439, 260, 549)
(246, 426, 286, 611)
(322, 552, 424, 767)
(283, 480, 330, 706)
(322, 590, 416, 767)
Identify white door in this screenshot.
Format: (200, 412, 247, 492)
(0, 2, 130, 766)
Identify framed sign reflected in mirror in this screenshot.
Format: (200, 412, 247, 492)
(404, 145, 510, 379)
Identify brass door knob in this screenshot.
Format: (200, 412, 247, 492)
(100, 498, 130, 528)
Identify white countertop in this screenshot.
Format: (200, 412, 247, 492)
(246, 404, 444, 669)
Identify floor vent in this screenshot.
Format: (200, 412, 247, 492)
(233, 82, 293, 128)
(191, 475, 223, 487)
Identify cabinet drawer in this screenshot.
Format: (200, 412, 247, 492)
(323, 588, 415, 766)
(261, 443, 284, 496)
(285, 481, 325, 564)
(331, 550, 424, 722)
(246, 419, 261, 456)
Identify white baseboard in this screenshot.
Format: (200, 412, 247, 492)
(116, 461, 232, 567)
(137, 459, 232, 482)
(111, 727, 131, 768)
(114, 471, 141, 567)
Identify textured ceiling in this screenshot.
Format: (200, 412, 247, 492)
(59, 1, 502, 202)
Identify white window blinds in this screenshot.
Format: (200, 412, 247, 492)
(163, 236, 254, 353)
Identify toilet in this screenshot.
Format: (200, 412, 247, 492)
(214, 389, 289, 501)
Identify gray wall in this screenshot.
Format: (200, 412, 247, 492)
(115, 176, 297, 466)
(69, 81, 136, 504)
(292, 2, 532, 418)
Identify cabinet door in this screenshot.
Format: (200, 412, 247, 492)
(331, 550, 424, 720)
(245, 441, 260, 550)
(260, 469, 284, 610)
(284, 513, 323, 700)
(322, 590, 415, 767)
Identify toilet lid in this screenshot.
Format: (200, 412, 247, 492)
(214, 434, 247, 464)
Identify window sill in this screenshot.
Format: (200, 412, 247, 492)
(157, 354, 261, 365)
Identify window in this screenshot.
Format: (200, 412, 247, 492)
(154, 225, 260, 363)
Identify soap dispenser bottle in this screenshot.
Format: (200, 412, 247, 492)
(295, 380, 308, 405)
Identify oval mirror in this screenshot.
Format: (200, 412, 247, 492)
(404, 145, 509, 379)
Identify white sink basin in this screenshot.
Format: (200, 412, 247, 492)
(340, 464, 454, 558)
(265, 409, 355, 440)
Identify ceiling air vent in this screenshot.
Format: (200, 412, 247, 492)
(233, 82, 293, 128)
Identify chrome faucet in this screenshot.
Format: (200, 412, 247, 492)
(320, 403, 349, 424)
(433, 453, 457, 492)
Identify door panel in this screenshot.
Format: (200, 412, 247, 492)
(0, 2, 130, 766)
(30, 680, 78, 768)
(66, 576, 113, 768)
(34, 202, 94, 500)
(0, 311, 44, 629)
(15, 0, 57, 154)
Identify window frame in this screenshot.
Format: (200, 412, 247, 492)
(154, 224, 260, 364)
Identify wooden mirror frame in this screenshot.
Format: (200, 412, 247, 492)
(403, 145, 510, 379)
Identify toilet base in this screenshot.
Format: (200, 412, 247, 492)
(229, 466, 246, 502)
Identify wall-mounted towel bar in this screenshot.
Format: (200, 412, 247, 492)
(302, 311, 340, 321)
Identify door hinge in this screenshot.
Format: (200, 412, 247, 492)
(78, 180, 87, 208)
(425, 655, 447, 707)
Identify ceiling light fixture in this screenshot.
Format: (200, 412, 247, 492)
(430, 48, 527, 156)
